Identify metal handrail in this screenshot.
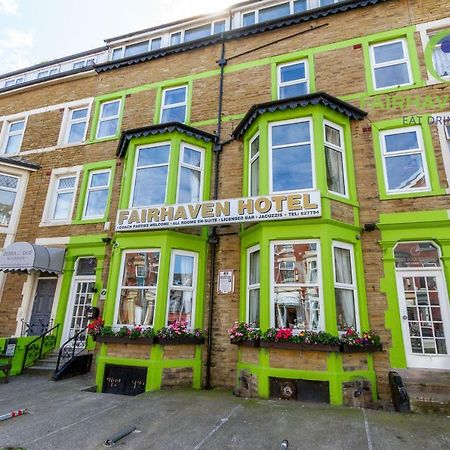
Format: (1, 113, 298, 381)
(55, 325, 89, 375)
(21, 323, 60, 373)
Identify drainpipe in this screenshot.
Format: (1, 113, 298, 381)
(205, 36, 227, 389)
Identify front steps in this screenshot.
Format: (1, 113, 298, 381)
(395, 368, 450, 414)
(25, 350, 59, 377)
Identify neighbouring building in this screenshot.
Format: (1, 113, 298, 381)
(0, 0, 450, 410)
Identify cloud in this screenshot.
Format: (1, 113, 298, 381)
(0, 28, 34, 73)
(0, 0, 19, 15)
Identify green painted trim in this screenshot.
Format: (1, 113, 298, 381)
(73, 160, 116, 224)
(372, 117, 445, 200)
(191, 113, 245, 127)
(88, 93, 126, 143)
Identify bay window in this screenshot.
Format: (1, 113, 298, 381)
(167, 251, 198, 328)
(324, 121, 347, 196)
(333, 242, 358, 332)
(271, 240, 322, 330)
(379, 126, 429, 194)
(270, 119, 314, 193)
(247, 246, 260, 327)
(116, 250, 160, 326)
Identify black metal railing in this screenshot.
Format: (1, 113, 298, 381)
(21, 323, 60, 373)
(55, 326, 89, 375)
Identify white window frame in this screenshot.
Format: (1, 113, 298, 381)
(160, 85, 188, 124)
(246, 245, 260, 326)
(150, 36, 163, 50)
(268, 117, 316, 194)
(176, 142, 204, 203)
(277, 59, 309, 99)
(379, 126, 430, 194)
(113, 249, 160, 328)
(41, 166, 82, 226)
(369, 38, 413, 91)
(82, 169, 111, 220)
(95, 99, 121, 139)
(0, 118, 27, 155)
(248, 133, 260, 196)
(170, 31, 184, 46)
(270, 239, 323, 330)
(332, 241, 360, 333)
(323, 119, 348, 198)
(166, 250, 198, 328)
(72, 57, 96, 70)
(240, 1, 311, 27)
(60, 105, 91, 146)
(0, 171, 20, 228)
(4, 76, 24, 88)
(130, 142, 171, 208)
(37, 67, 59, 79)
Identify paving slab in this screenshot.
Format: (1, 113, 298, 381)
(0, 375, 449, 450)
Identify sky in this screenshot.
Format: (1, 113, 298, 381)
(0, 0, 237, 74)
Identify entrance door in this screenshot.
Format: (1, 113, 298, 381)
(396, 270, 450, 369)
(28, 278, 57, 336)
(62, 258, 97, 347)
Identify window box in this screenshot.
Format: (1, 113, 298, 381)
(157, 336, 205, 345)
(230, 337, 260, 348)
(95, 335, 155, 345)
(260, 341, 340, 352)
(340, 343, 382, 353)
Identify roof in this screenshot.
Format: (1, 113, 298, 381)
(117, 122, 217, 157)
(0, 156, 40, 171)
(232, 92, 367, 138)
(96, 0, 389, 73)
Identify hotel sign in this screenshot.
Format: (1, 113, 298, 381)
(116, 191, 321, 231)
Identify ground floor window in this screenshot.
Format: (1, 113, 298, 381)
(271, 240, 321, 330)
(247, 246, 260, 327)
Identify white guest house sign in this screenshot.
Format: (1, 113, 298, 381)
(116, 191, 321, 231)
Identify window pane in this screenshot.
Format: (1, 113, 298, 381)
(183, 147, 201, 167)
(250, 157, 259, 196)
(385, 154, 425, 190)
(250, 135, 259, 158)
(151, 38, 162, 50)
(325, 125, 341, 146)
(161, 105, 186, 123)
(249, 250, 260, 284)
(272, 122, 310, 146)
(0, 174, 18, 189)
(137, 145, 170, 167)
(334, 247, 352, 284)
(0, 190, 16, 225)
(97, 118, 118, 138)
(73, 61, 85, 69)
(280, 63, 305, 83)
(374, 42, 405, 64)
(112, 48, 123, 60)
(85, 189, 108, 217)
(213, 20, 226, 34)
(325, 147, 345, 195)
(384, 131, 418, 152)
(249, 289, 260, 326)
(9, 121, 24, 132)
(172, 254, 194, 286)
(185, 24, 211, 42)
(259, 3, 290, 22)
(335, 288, 356, 331)
(133, 166, 168, 206)
(53, 192, 74, 219)
(168, 289, 193, 325)
(118, 288, 156, 325)
(72, 109, 87, 120)
(273, 243, 318, 284)
(124, 41, 149, 57)
(243, 12, 255, 27)
(394, 242, 440, 268)
(432, 46, 450, 77)
(280, 83, 308, 99)
(294, 0, 307, 12)
(171, 32, 182, 46)
(272, 145, 312, 191)
(76, 257, 97, 276)
(58, 176, 75, 189)
(122, 252, 160, 286)
(4, 135, 21, 154)
(374, 63, 410, 88)
(178, 167, 201, 202)
(101, 101, 120, 118)
(164, 87, 186, 105)
(90, 172, 109, 187)
(67, 122, 86, 143)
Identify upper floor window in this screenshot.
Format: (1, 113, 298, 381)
(4, 76, 24, 88)
(271, 240, 322, 330)
(432, 34, 450, 80)
(83, 169, 111, 220)
(1, 119, 26, 155)
(247, 246, 260, 327)
(249, 134, 260, 196)
(269, 118, 313, 193)
(112, 40, 160, 60)
(170, 32, 182, 46)
(64, 107, 89, 144)
(167, 251, 198, 328)
(277, 60, 309, 99)
(160, 86, 188, 123)
(0, 173, 19, 226)
(73, 58, 95, 69)
(379, 126, 429, 194)
(177, 144, 204, 203)
(242, 1, 311, 26)
(96, 99, 121, 139)
(370, 39, 412, 90)
(37, 67, 59, 79)
(324, 121, 347, 196)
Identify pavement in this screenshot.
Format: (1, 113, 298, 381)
(0, 374, 449, 450)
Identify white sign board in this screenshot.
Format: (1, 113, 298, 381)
(116, 191, 321, 231)
(218, 270, 234, 294)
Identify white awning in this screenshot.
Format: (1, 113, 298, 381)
(0, 242, 65, 274)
